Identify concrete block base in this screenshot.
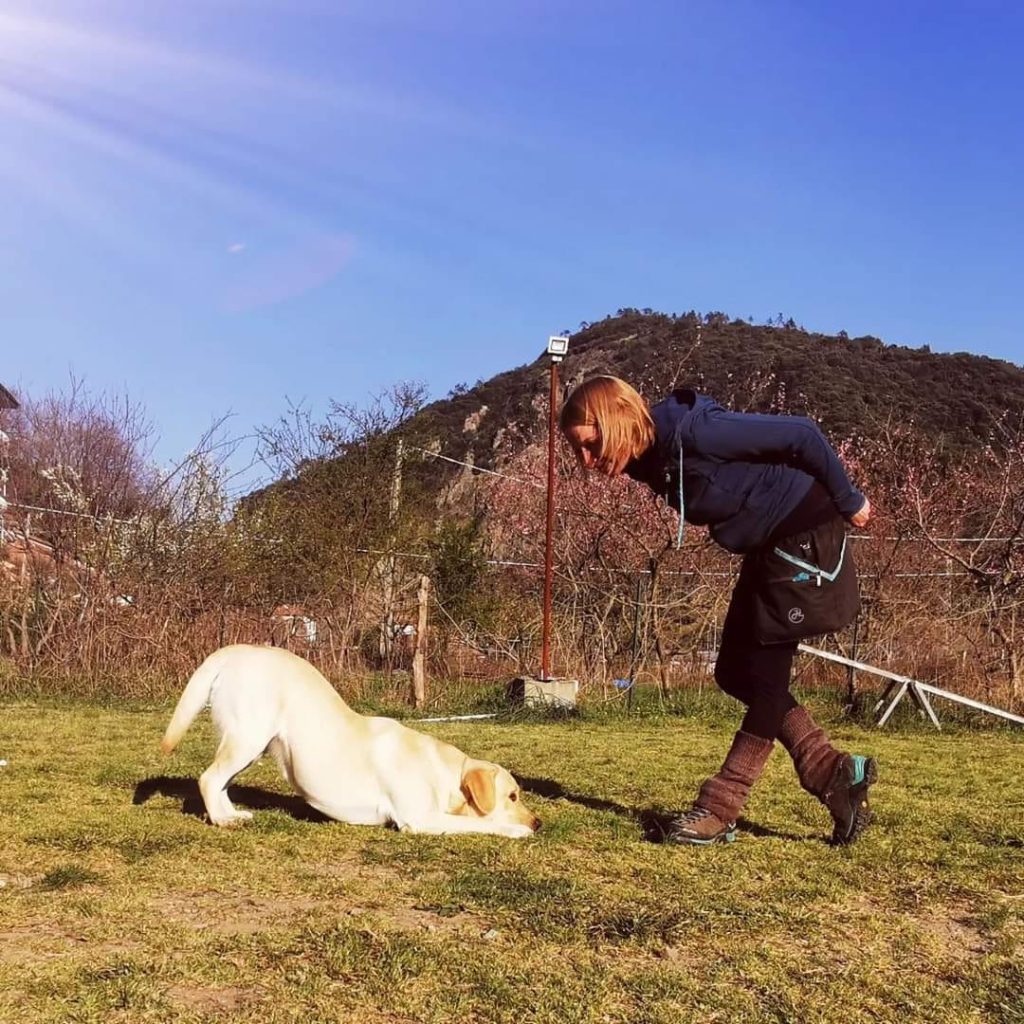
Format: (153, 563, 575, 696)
(507, 676, 579, 709)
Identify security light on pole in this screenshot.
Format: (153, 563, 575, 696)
(540, 336, 570, 680)
(506, 339, 579, 709)
(546, 335, 569, 362)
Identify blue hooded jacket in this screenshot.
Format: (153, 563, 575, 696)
(624, 389, 864, 554)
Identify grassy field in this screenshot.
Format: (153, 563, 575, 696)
(0, 697, 1021, 1024)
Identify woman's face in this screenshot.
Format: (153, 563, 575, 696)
(564, 424, 606, 473)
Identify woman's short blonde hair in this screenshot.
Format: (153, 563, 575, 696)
(559, 375, 655, 475)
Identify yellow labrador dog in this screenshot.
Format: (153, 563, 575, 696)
(161, 644, 540, 838)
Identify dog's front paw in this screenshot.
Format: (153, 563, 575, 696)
(499, 823, 536, 839)
(209, 810, 253, 827)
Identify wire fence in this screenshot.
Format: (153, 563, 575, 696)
(2, 443, 1022, 712)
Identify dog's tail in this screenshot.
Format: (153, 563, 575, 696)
(161, 649, 226, 754)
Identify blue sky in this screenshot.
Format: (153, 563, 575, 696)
(2, 1, 1023, 492)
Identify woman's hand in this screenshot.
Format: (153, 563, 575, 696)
(849, 497, 871, 529)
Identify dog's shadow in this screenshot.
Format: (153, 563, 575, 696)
(132, 775, 331, 824)
(515, 775, 809, 843)
(133, 774, 809, 842)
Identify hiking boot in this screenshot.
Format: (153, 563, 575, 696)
(664, 806, 737, 846)
(822, 754, 878, 845)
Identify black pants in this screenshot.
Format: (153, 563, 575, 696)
(714, 554, 799, 740)
(713, 484, 844, 739)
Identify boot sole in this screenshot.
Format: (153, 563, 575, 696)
(667, 829, 737, 846)
(830, 756, 878, 846)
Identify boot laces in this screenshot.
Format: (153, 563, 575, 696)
(676, 806, 713, 825)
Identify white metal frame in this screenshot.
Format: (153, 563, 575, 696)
(798, 644, 1024, 730)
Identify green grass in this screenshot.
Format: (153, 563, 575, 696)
(1, 698, 1022, 1023)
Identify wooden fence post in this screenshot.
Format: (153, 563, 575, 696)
(411, 574, 429, 709)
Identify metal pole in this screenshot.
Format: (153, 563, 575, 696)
(0, 389, 19, 548)
(0, 428, 10, 546)
(846, 613, 860, 708)
(379, 438, 404, 662)
(627, 571, 644, 712)
(541, 357, 558, 680)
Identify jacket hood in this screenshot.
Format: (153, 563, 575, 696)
(650, 389, 722, 454)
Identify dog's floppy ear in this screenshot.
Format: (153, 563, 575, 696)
(461, 764, 498, 815)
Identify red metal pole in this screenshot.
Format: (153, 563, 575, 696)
(541, 357, 558, 680)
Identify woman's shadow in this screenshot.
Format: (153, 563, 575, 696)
(132, 775, 331, 823)
(514, 774, 808, 843)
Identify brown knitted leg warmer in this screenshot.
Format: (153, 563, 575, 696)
(778, 705, 843, 798)
(695, 731, 774, 824)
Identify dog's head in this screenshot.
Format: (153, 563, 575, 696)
(459, 760, 540, 833)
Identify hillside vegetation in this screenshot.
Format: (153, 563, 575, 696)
(411, 310, 1024, 481)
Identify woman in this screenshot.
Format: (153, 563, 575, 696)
(560, 375, 876, 846)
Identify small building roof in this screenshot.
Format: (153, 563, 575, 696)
(0, 384, 18, 409)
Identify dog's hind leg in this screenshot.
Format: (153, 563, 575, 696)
(199, 732, 267, 826)
(266, 737, 297, 789)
